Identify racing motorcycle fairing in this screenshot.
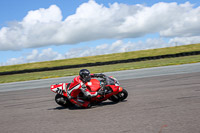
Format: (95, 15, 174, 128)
(86, 79, 101, 92)
(50, 83, 69, 97)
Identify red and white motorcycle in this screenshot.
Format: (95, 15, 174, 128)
(50, 76, 128, 108)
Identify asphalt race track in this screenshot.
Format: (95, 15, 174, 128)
(0, 64, 200, 133)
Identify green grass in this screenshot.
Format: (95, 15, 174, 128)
(0, 43, 200, 73)
(1, 54, 200, 83)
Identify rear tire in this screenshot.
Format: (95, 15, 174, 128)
(55, 94, 71, 108)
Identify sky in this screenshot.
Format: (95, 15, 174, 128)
(0, 0, 200, 66)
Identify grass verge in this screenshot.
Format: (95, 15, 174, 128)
(0, 54, 200, 83)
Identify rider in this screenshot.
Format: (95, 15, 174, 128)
(66, 69, 105, 108)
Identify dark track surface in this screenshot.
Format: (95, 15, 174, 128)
(0, 72, 200, 133)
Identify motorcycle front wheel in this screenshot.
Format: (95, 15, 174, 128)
(109, 89, 128, 103)
(118, 89, 128, 101)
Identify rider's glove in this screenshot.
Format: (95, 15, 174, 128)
(98, 73, 105, 78)
(82, 84, 87, 89)
(94, 73, 105, 78)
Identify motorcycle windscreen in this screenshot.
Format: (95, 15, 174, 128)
(86, 79, 101, 92)
(106, 77, 116, 85)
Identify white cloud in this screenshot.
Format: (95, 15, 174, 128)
(0, 5, 63, 50)
(26, 49, 38, 61)
(169, 36, 200, 45)
(0, 1, 200, 51)
(3, 57, 25, 66)
(2, 35, 199, 66)
(38, 48, 65, 61)
(23, 5, 62, 25)
(160, 2, 200, 37)
(26, 48, 65, 62)
(64, 38, 169, 59)
(1, 48, 64, 66)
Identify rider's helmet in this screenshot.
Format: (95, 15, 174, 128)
(79, 69, 91, 83)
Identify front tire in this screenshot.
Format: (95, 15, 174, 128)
(118, 89, 128, 101)
(109, 89, 128, 102)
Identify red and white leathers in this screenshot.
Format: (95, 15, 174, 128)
(66, 74, 100, 108)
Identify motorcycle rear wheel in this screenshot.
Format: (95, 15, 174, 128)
(55, 94, 72, 108)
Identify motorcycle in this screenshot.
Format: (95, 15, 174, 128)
(50, 76, 128, 108)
